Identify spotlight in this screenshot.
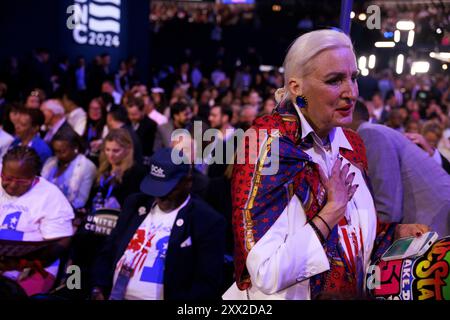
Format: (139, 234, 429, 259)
(368, 55, 376, 69)
(407, 30, 415, 47)
(374, 41, 395, 48)
(358, 56, 367, 70)
(429, 52, 450, 62)
(396, 21, 415, 31)
(396, 54, 404, 74)
(358, 13, 367, 21)
(411, 61, 430, 75)
(272, 5, 282, 12)
(394, 30, 401, 42)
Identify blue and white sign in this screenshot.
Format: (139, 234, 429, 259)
(67, 0, 121, 48)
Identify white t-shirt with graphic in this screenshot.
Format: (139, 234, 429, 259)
(113, 196, 190, 300)
(0, 177, 75, 280)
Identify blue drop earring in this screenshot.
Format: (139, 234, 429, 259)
(296, 95, 308, 108)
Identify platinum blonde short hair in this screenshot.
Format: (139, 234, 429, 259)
(275, 29, 356, 103)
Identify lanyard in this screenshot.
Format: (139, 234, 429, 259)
(100, 174, 116, 199)
(87, 125, 96, 141)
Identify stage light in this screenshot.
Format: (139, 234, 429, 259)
(407, 30, 415, 47)
(374, 41, 395, 48)
(396, 54, 404, 74)
(396, 20, 415, 31)
(394, 30, 401, 42)
(350, 11, 355, 19)
(368, 55, 376, 69)
(443, 64, 448, 70)
(358, 13, 367, 21)
(259, 65, 274, 72)
(361, 69, 369, 76)
(436, 28, 442, 34)
(358, 56, 367, 70)
(429, 52, 450, 63)
(272, 5, 281, 12)
(432, 52, 450, 59)
(411, 61, 430, 75)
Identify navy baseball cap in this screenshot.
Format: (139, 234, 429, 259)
(140, 148, 190, 197)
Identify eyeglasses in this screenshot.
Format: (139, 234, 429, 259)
(1, 173, 35, 185)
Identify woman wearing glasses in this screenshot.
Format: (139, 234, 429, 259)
(0, 146, 74, 296)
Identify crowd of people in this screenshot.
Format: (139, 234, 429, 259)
(0, 25, 449, 300)
(378, 1, 450, 46)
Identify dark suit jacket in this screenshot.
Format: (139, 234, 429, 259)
(121, 124, 143, 165)
(134, 117, 157, 159)
(54, 120, 76, 140)
(153, 120, 174, 153)
(91, 193, 226, 300)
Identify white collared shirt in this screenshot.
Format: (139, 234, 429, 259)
(148, 109, 168, 126)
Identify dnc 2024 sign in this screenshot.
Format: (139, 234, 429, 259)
(66, 0, 121, 48)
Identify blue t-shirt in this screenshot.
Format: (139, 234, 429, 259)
(11, 135, 52, 165)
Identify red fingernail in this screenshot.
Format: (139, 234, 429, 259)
(416, 232, 422, 237)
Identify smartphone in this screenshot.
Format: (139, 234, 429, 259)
(381, 231, 438, 261)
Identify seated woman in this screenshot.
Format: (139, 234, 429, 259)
(88, 128, 146, 212)
(25, 88, 46, 110)
(82, 97, 109, 166)
(10, 107, 52, 166)
(41, 128, 97, 211)
(0, 146, 74, 296)
(70, 129, 146, 295)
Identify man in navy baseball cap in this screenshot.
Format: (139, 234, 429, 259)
(91, 146, 226, 300)
(140, 147, 191, 198)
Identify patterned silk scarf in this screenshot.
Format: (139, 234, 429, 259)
(231, 100, 397, 299)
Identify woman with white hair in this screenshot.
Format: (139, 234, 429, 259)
(226, 29, 429, 300)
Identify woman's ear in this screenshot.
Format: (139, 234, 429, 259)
(288, 78, 303, 98)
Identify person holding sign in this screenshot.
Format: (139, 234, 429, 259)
(0, 146, 74, 296)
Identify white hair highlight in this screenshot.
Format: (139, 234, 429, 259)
(276, 29, 356, 103)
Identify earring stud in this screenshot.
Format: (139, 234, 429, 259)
(296, 95, 308, 108)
